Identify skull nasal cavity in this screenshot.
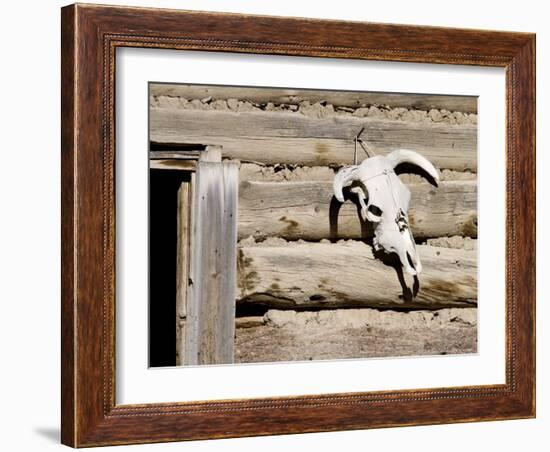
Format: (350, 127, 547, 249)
(368, 205, 382, 216)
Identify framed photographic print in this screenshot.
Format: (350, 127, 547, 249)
(61, 3, 536, 447)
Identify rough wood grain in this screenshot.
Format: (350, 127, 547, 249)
(235, 308, 477, 363)
(238, 162, 477, 183)
(60, 5, 76, 446)
(150, 109, 477, 171)
(238, 180, 477, 240)
(150, 84, 478, 113)
(149, 150, 202, 160)
(186, 161, 238, 365)
(62, 4, 534, 446)
(150, 159, 196, 170)
(237, 242, 477, 309)
(175, 181, 192, 366)
(220, 161, 239, 358)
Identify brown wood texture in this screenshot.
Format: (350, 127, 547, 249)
(237, 242, 477, 309)
(150, 108, 477, 171)
(238, 180, 477, 240)
(61, 5, 76, 446)
(61, 3, 535, 447)
(175, 181, 192, 366)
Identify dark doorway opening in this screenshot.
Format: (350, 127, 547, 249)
(149, 169, 191, 367)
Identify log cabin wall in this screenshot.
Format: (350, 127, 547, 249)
(149, 84, 478, 364)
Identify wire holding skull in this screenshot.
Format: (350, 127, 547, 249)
(353, 126, 375, 163)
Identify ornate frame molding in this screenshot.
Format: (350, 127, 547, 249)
(61, 4, 535, 447)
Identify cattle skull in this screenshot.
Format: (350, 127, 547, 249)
(333, 149, 439, 276)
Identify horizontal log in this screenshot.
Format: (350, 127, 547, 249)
(235, 308, 477, 363)
(238, 162, 477, 183)
(150, 159, 196, 171)
(238, 180, 477, 240)
(150, 109, 477, 171)
(150, 84, 477, 113)
(237, 242, 477, 309)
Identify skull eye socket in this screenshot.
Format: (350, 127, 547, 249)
(368, 204, 383, 216)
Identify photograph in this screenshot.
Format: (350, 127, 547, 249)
(147, 83, 479, 367)
(52, 1, 536, 447)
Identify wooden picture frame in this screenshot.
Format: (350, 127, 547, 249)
(61, 3, 535, 447)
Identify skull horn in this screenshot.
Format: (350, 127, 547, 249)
(333, 165, 361, 203)
(385, 149, 440, 186)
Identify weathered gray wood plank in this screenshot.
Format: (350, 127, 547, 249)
(218, 162, 239, 361)
(150, 159, 197, 171)
(237, 242, 477, 310)
(238, 180, 477, 240)
(150, 109, 477, 171)
(186, 161, 239, 365)
(150, 84, 478, 113)
(175, 181, 192, 366)
(149, 151, 202, 160)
